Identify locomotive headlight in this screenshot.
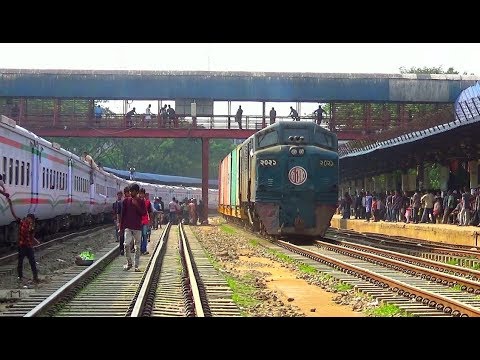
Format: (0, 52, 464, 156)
(298, 148, 305, 155)
(290, 148, 298, 155)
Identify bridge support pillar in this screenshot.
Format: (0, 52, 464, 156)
(401, 172, 409, 192)
(364, 177, 372, 192)
(384, 173, 392, 192)
(262, 102, 266, 128)
(439, 164, 449, 193)
(469, 160, 479, 189)
(202, 137, 209, 224)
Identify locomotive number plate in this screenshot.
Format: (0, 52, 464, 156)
(260, 159, 277, 166)
(319, 160, 335, 167)
(288, 166, 307, 185)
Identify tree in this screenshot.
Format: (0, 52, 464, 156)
(399, 66, 474, 75)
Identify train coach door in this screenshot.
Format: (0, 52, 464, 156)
(29, 141, 40, 215)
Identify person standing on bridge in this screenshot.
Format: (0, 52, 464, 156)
(125, 107, 136, 127)
(269, 107, 276, 125)
(313, 105, 327, 125)
(94, 105, 103, 127)
(235, 105, 243, 129)
(289, 106, 300, 121)
(145, 104, 152, 128)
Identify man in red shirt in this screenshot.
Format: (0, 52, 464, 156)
(119, 183, 146, 272)
(17, 214, 41, 283)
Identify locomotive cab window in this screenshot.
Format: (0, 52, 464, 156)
(256, 130, 278, 149)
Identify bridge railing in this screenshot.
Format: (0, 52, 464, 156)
(8, 113, 332, 132)
(338, 107, 456, 157)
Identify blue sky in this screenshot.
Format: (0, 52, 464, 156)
(1, 43, 479, 74)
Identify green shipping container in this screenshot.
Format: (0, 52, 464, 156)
(230, 148, 238, 206)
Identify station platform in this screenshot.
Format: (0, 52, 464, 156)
(330, 215, 480, 248)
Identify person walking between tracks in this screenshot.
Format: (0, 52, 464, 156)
(235, 105, 243, 130)
(113, 191, 124, 254)
(119, 183, 146, 272)
(17, 214, 41, 284)
(138, 188, 153, 256)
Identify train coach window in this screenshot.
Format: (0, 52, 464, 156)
(42, 167, 45, 189)
(21, 161, 25, 186)
(26, 162, 30, 187)
(2, 157, 6, 182)
(9, 158, 13, 185)
(15, 160, 19, 185)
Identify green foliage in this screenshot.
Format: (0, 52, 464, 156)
(220, 224, 236, 234)
(298, 263, 317, 274)
(451, 284, 463, 292)
(79, 251, 94, 260)
(44, 137, 235, 178)
(399, 66, 459, 74)
(267, 248, 295, 264)
(248, 239, 260, 247)
(366, 303, 409, 317)
(446, 258, 460, 266)
(399, 65, 474, 76)
(426, 163, 441, 190)
(226, 275, 260, 309)
(335, 282, 353, 292)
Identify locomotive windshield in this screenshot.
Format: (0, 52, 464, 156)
(256, 129, 278, 149)
(255, 124, 337, 151)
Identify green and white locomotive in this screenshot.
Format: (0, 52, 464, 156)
(218, 121, 338, 238)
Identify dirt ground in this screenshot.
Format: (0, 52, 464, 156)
(192, 216, 367, 317)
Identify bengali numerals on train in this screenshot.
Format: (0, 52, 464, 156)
(319, 160, 335, 167)
(259, 159, 277, 167)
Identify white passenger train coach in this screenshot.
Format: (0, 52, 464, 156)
(0, 115, 218, 245)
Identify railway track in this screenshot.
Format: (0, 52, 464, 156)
(2, 223, 241, 317)
(327, 228, 480, 268)
(270, 239, 480, 317)
(0, 224, 111, 278)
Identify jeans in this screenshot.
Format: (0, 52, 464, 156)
(140, 224, 149, 253)
(115, 224, 125, 254)
(123, 229, 142, 268)
(421, 208, 433, 223)
(18, 246, 38, 280)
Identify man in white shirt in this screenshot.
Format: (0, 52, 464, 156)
(145, 104, 152, 127)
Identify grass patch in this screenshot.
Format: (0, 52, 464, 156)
(226, 275, 260, 309)
(298, 263, 317, 274)
(366, 303, 409, 317)
(249, 239, 260, 247)
(267, 248, 295, 264)
(335, 282, 353, 292)
(317, 273, 333, 282)
(451, 284, 463, 292)
(446, 259, 460, 266)
(220, 224, 236, 234)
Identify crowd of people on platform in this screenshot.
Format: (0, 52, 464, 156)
(337, 187, 480, 227)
